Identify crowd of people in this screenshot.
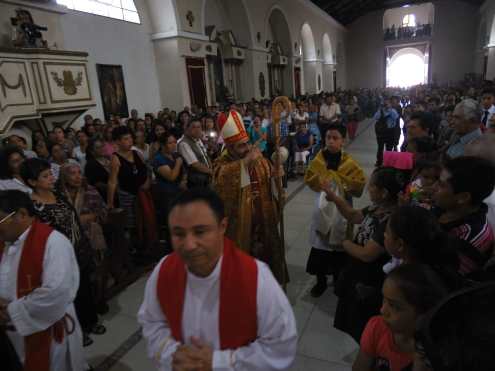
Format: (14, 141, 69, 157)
(0, 79, 495, 371)
(303, 81, 495, 371)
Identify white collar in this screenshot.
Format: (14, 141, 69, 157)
(483, 105, 495, 113)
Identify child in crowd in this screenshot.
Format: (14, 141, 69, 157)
(383, 206, 461, 288)
(414, 282, 495, 371)
(402, 160, 441, 210)
(407, 136, 437, 163)
(353, 264, 449, 371)
(294, 123, 313, 175)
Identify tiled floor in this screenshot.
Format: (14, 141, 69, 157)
(85, 119, 378, 371)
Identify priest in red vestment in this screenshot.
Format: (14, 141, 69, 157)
(0, 190, 85, 371)
(138, 188, 297, 371)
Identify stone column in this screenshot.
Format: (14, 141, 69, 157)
(487, 45, 495, 80)
(323, 63, 335, 92)
(303, 59, 323, 94)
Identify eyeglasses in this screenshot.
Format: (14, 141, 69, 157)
(0, 211, 16, 225)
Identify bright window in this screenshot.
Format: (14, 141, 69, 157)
(402, 14, 416, 27)
(56, 0, 140, 23)
(387, 52, 428, 88)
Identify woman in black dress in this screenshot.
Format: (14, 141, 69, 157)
(20, 158, 105, 347)
(85, 138, 112, 201)
(321, 167, 405, 343)
(107, 126, 155, 251)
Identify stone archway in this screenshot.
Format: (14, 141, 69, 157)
(322, 33, 335, 92)
(300, 22, 319, 94)
(387, 47, 428, 87)
(267, 7, 293, 97)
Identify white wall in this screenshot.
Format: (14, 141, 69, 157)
(59, 0, 161, 125)
(383, 3, 435, 29)
(346, 9, 385, 88)
(430, 0, 477, 84)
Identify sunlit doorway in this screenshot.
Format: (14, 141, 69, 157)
(386, 47, 428, 88)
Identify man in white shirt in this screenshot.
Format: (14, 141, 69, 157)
(178, 120, 212, 188)
(481, 89, 495, 128)
(319, 94, 341, 137)
(0, 190, 85, 371)
(138, 188, 297, 371)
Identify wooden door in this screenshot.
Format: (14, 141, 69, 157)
(186, 57, 207, 108)
(294, 67, 301, 97)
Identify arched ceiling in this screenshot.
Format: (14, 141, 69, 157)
(301, 23, 316, 60)
(268, 8, 292, 56)
(310, 0, 484, 26)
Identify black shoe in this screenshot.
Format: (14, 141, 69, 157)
(310, 281, 328, 298)
(91, 323, 107, 335)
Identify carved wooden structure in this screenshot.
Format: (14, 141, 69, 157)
(0, 47, 95, 136)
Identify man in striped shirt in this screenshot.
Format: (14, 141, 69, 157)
(433, 156, 495, 278)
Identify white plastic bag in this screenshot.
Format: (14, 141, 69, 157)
(312, 181, 348, 250)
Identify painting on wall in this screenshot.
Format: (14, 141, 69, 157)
(96, 64, 129, 120)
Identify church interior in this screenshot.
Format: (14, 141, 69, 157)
(1, 0, 495, 370)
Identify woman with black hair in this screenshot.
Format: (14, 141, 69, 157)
(20, 158, 106, 347)
(384, 205, 463, 289)
(85, 138, 111, 201)
(0, 146, 31, 193)
(108, 126, 156, 252)
(321, 166, 407, 342)
(148, 121, 167, 161)
(353, 264, 450, 371)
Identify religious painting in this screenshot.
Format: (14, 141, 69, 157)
(96, 64, 129, 120)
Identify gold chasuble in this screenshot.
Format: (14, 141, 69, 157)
(213, 150, 289, 286)
(304, 150, 366, 198)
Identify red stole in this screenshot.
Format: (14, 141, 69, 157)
(157, 238, 258, 349)
(0, 220, 66, 371)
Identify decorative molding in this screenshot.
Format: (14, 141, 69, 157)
(0, 73, 26, 99)
(31, 62, 46, 104)
(0, 113, 41, 135)
(50, 70, 83, 96)
(303, 58, 324, 63)
(246, 47, 270, 54)
(189, 41, 202, 52)
(43, 62, 92, 103)
(0, 61, 34, 112)
(0, 47, 88, 57)
(186, 10, 195, 28)
(151, 30, 209, 42)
